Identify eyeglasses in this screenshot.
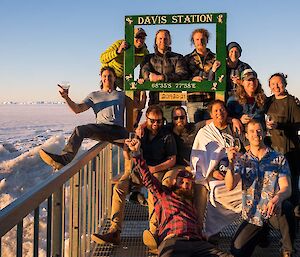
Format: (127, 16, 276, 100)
(173, 115, 186, 121)
(147, 116, 163, 124)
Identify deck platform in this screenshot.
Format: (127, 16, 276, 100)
(92, 201, 300, 257)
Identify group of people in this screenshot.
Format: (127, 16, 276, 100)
(38, 27, 300, 257)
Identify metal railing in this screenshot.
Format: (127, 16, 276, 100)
(0, 142, 123, 257)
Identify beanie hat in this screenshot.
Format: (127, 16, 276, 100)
(227, 42, 242, 54)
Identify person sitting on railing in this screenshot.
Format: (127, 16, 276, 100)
(39, 67, 129, 170)
(91, 105, 177, 249)
(124, 137, 233, 257)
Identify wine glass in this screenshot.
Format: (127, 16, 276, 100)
(58, 81, 70, 93)
(265, 114, 272, 136)
(230, 69, 239, 90)
(233, 138, 241, 152)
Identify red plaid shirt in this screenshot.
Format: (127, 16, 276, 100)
(133, 156, 202, 243)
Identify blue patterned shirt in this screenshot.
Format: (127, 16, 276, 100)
(234, 148, 290, 226)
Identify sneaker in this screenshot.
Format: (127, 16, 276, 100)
(39, 149, 70, 170)
(143, 230, 158, 253)
(91, 230, 121, 245)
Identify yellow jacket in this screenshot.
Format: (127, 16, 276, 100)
(100, 39, 149, 78)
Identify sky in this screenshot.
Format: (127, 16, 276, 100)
(1, 0, 300, 102)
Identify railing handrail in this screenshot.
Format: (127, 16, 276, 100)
(0, 141, 109, 238)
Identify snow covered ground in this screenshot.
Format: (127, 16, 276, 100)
(0, 104, 98, 256)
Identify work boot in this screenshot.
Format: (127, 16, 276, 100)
(39, 149, 71, 170)
(143, 229, 158, 254)
(91, 229, 121, 245)
(282, 250, 292, 257)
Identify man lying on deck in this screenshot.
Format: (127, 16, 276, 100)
(39, 67, 129, 170)
(123, 137, 232, 257)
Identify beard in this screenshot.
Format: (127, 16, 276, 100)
(173, 187, 194, 201)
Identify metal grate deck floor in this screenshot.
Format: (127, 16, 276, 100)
(92, 201, 300, 257)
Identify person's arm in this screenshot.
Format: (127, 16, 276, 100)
(225, 147, 241, 190)
(266, 175, 291, 218)
(148, 155, 176, 174)
(60, 89, 90, 114)
(266, 156, 292, 217)
(207, 60, 221, 81)
(100, 40, 126, 64)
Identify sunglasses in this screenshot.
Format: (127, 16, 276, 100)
(147, 116, 163, 124)
(173, 115, 186, 121)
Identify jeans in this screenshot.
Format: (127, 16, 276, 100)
(231, 201, 295, 256)
(62, 123, 129, 160)
(158, 237, 232, 257)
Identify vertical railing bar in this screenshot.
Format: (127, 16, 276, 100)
(95, 156, 100, 232)
(77, 169, 82, 257)
(91, 159, 96, 233)
(61, 185, 65, 257)
(0, 236, 2, 257)
(81, 165, 87, 257)
(86, 160, 92, 253)
(16, 220, 23, 257)
(69, 177, 74, 257)
(47, 196, 52, 257)
(100, 150, 105, 224)
(108, 144, 113, 216)
(105, 146, 109, 217)
(52, 187, 63, 257)
(71, 171, 80, 257)
(33, 207, 39, 257)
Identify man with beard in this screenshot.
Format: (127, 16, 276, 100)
(139, 29, 188, 122)
(171, 106, 205, 167)
(125, 138, 232, 257)
(91, 105, 177, 248)
(225, 119, 294, 257)
(184, 28, 221, 122)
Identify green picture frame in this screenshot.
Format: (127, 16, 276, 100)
(124, 13, 227, 94)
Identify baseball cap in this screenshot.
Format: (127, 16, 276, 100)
(241, 69, 257, 81)
(177, 169, 194, 180)
(134, 27, 147, 38)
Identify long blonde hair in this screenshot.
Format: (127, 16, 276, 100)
(235, 79, 266, 109)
